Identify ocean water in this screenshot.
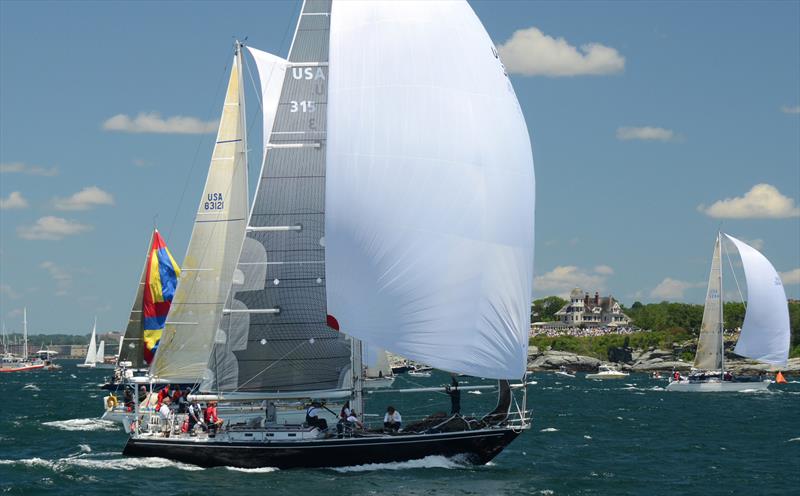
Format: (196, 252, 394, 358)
(1, 362, 798, 496)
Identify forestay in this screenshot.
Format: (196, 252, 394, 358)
(149, 54, 249, 382)
(726, 234, 790, 366)
(694, 236, 723, 370)
(325, 0, 535, 379)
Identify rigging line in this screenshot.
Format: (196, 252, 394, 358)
(232, 338, 315, 392)
(723, 238, 747, 311)
(166, 57, 230, 241)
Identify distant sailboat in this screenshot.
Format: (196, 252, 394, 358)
(0, 308, 45, 373)
(667, 233, 790, 392)
(77, 318, 115, 369)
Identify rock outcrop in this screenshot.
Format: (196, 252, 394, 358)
(527, 350, 601, 372)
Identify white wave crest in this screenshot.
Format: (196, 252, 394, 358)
(583, 435, 592, 439)
(23, 384, 40, 391)
(332, 455, 465, 472)
(540, 427, 558, 432)
(42, 418, 117, 432)
(78, 444, 92, 453)
(65, 456, 203, 472)
(788, 437, 800, 442)
(467, 390, 482, 395)
(225, 466, 280, 473)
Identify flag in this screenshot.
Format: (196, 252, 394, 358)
(142, 229, 180, 364)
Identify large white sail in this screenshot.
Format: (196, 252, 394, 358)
(149, 51, 249, 382)
(694, 236, 723, 370)
(247, 47, 288, 163)
(726, 234, 790, 366)
(84, 319, 98, 365)
(325, 0, 535, 380)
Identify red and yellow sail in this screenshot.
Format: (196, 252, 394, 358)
(142, 229, 180, 364)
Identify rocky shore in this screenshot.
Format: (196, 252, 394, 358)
(527, 346, 800, 375)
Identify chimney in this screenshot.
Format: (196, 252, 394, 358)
(584, 293, 589, 306)
(595, 292, 599, 305)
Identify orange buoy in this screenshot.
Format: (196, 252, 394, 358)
(775, 371, 787, 384)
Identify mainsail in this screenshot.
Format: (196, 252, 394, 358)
(117, 239, 150, 368)
(207, 0, 352, 393)
(149, 50, 249, 383)
(694, 235, 723, 370)
(325, 0, 535, 379)
(84, 319, 98, 365)
(96, 340, 106, 364)
(726, 234, 790, 366)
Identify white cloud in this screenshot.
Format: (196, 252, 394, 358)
(534, 265, 613, 297)
(0, 283, 19, 299)
(0, 162, 58, 176)
(780, 105, 800, 114)
(17, 216, 93, 240)
(698, 184, 800, 219)
(741, 238, 764, 250)
(649, 278, 703, 300)
(616, 126, 676, 142)
(40, 261, 72, 296)
(53, 186, 114, 211)
(0, 191, 29, 209)
(780, 268, 800, 286)
(103, 112, 218, 134)
(497, 27, 624, 77)
(594, 265, 614, 275)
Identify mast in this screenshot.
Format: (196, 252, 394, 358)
(235, 40, 248, 210)
(352, 337, 364, 417)
(718, 232, 725, 372)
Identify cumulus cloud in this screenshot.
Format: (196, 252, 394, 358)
(103, 112, 218, 134)
(780, 268, 800, 286)
(497, 27, 624, 77)
(40, 261, 72, 296)
(698, 184, 800, 219)
(0, 162, 58, 176)
(650, 278, 703, 300)
(534, 265, 613, 297)
(741, 238, 764, 250)
(53, 186, 114, 211)
(0, 191, 29, 209)
(780, 105, 800, 114)
(594, 265, 614, 275)
(17, 216, 93, 240)
(616, 126, 676, 142)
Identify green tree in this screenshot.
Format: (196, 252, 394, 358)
(531, 296, 567, 322)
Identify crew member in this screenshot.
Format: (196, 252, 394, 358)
(305, 401, 328, 430)
(383, 406, 402, 432)
(445, 376, 461, 415)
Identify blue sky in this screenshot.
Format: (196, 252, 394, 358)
(1, 1, 798, 334)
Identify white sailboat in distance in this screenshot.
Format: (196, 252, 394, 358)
(667, 233, 790, 392)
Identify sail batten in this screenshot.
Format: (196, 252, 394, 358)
(726, 234, 790, 366)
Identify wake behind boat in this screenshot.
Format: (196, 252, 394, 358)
(123, 0, 534, 469)
(667, 233, 789, 392)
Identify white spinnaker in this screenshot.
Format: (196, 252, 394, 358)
(326, 0, 535, 380)
(726, 234, 790, 366)
(246, 47, 288, 163)
(150, 55, 249, 382)
(85, 320, 97, 365)
(694, 236, 723, 371)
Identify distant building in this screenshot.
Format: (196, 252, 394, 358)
(554, 288, 631, 327)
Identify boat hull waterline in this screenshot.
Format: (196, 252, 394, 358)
(666, 380, 770, 392)
(123, 428, 521, 469)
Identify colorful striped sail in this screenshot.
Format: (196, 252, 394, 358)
(142, 229, 180, 364)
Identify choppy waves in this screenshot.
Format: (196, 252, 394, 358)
(0, 455, 203, 472)
(332, 455, 467, 472)
(42, 418, 117, 432)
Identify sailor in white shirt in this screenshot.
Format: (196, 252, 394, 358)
(383, 406, 402, 432)
(158, 397, 173, 436)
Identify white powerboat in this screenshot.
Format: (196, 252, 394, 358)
(586, 365, 628, 380)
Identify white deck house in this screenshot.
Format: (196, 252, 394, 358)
(554, 288, 631, 327)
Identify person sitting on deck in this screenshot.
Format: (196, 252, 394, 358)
(187, 399, 205, 434)
(383, 406, 402, 432)
(204, 401, 224, 432)
(305, 401, 328, 430)
(672, 371, 681, 382)
(723, 371, 733, 381)
(155, 384, 171, 411)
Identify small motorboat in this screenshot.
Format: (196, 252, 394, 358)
(586, 365, 629, 380)
(554, 367, 575, 378)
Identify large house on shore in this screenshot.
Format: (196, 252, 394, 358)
(554, 288, 631, 327)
